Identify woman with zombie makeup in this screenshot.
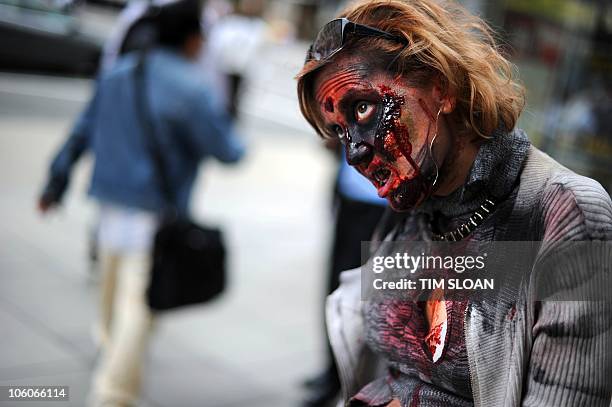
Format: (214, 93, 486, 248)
(297, 1, 612, 406)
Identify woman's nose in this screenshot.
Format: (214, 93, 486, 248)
(346, 142, 374, 166)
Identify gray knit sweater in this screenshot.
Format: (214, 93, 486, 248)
(326, 129, 612, 406)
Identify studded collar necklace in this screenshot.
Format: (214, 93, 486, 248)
(431, 198, 496, 241)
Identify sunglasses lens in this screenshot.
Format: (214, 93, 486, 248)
(310, 19, 343, 61)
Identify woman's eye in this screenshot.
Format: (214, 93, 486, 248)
(355, 101, 375, 123)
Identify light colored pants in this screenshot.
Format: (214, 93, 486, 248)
(89, 251, 154, 407)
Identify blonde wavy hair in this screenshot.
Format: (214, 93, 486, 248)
(297, 0, 525, 140)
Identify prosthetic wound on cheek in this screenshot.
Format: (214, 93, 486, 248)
(372, 86, 440, 211)
(324, 97, 334, 113)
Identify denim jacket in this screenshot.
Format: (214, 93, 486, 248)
(43, 48, 245, 215)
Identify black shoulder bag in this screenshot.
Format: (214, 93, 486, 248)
(134, 52, 227, 311)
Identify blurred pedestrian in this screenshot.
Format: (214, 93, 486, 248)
(303, 143, 402, 407)
(302, 146, 387, 407)
(38, 0, 245, 405)
(205, 0, 266, 118)
(52, 0, 177, 278)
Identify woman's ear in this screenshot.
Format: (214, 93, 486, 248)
(439, 95, 456, 114)
(432, 77, 456, 114)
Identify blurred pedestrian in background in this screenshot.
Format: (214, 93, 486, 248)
(205, 0, 266, 118)
(303, 143, 388, 407)
(78, 0, 238, 276)
(37, 0, 245, 405)
(84, 0, 173, 277)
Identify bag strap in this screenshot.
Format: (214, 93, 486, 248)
(133, 51, 175, 213)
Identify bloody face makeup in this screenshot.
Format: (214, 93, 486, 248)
(313, 55, 444, 211)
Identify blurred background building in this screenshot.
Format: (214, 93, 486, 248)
(485, 0, 612, 191)
(0, 0, 610, 406)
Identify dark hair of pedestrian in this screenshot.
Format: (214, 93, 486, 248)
(157, 0, 203, 49)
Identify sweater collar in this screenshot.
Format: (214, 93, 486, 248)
(421, 127, 531, 217)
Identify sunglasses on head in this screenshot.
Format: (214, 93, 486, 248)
(306, 17, 408, 63)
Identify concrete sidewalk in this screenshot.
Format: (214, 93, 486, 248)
(0, 64, 336, 406)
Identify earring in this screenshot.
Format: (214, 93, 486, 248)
(428, 107, 443, 188)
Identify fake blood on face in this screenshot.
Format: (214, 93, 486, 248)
(376, 86, 420, 178)
(324, 97, 334, 113)
(418, 98, 436, 123)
